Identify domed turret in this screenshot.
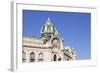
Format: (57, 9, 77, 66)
(41, 18, 56, 34)
(41, 18, 58, 42)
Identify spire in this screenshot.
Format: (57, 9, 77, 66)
(45, 17, 53, 26)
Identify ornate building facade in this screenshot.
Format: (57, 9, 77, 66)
(22, 18, 76, 63)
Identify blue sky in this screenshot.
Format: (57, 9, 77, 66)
(23, 10, 91, 60)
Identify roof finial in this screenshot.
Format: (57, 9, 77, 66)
(47, 17, 50, 22)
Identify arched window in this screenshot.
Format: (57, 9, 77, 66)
(53, 54, 57, 61)
(67, 58, 69, 61)
(30, 52, 35, 62)
(58, 57, 61, 61)
(38, 53, 43, 61)
(22, 51, 26, 62)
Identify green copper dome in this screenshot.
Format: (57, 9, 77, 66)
(40, 18, 58, 41)
(41, 18, 56, 34)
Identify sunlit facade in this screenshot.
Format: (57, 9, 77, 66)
(22, 18, 76, 63)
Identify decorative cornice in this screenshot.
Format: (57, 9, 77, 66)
(23, 45, 52, 49)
